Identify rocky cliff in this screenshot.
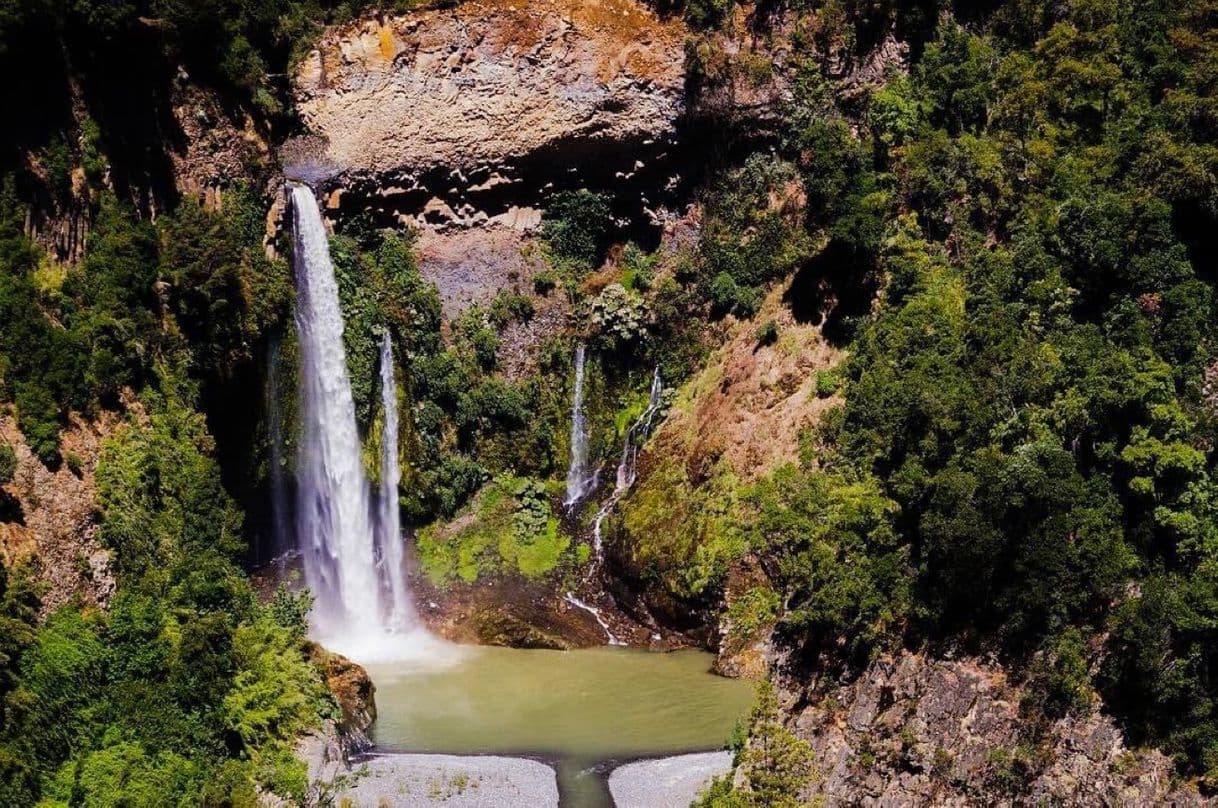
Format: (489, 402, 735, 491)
(290, 0, 689, 234)
(0, 410, 117, 614)
(780, 651, 1200, 806)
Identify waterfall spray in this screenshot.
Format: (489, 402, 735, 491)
(379, 330, 413, 629)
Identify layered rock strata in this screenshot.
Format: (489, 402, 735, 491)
(289, 0, 690, 232)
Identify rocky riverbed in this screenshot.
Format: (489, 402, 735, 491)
(331, 751, 733, 808)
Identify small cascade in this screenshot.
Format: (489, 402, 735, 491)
(378, 331, 414, 629)
(590, 366, 663, 553)
(615, 366, 663, 491)
(290, 184, 381, 636)
(563, 592, 624, 646)
(564, 344, 594, 508)
(266, 335, 291, 560)
(565, 366, 664, 644)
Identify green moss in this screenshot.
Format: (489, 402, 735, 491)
(726, 587, 781, 649)
(617, 451, 747, 599)
(417, 476, 571, 585)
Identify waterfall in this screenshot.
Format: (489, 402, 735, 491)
(289, 184, 382, 636)
(378, 330, 413, 629)
(564, 344, 593, 507)
(266, 335, 291, 560)
(564, 592, 622, 645)
(566, 367, 663, 645)
(615, 366, 663, 492)
(591, 366, 663, 553)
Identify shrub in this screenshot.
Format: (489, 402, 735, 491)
(755, 320, 778, 347)
(814, 368, 842, 398)
(591, 283, 649, 348)
(686, 0, 732, 29)
(15, 383, 60, 466)
(0, 443, 15, 484)
(541, 190, 612, 266)
(64, 451, 83, 477)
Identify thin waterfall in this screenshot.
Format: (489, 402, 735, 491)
(566, 366, 663, 645)
(378, 330, 413, 629)
(289, 184, 381, 636)
(266, 335, 291, 559)
(564, 344, 593, 507)
(564, 592, 622, 645)
(592, 366, 664, 552)
(615, 366, 663, 491)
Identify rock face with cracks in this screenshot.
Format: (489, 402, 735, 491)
(784, 651, 1203, 806)
(294, 0, 686, 177)
(290, 0, 689, 231)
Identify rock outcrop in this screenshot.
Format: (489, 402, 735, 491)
(0, 411, 117, 614)
(296, 647, 378, 790)
(289, 0, 689, 231)
(783, 651, 1203, 806)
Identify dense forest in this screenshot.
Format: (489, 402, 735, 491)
(0, 0, 1216, 805)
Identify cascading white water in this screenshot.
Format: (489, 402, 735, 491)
(566, 367, 664, 644)
(290, 184, 382, 636)
(564, 344, 594, 508)
(287, 183, 461, 667)
(591, 366, 663, 553)
(266, 335, 291, 560)
(615, 366, 663, 491)
(563, 592, 622, 645)
(378, 330, 413, 629)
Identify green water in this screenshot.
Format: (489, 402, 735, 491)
(364, 645, 755, 807)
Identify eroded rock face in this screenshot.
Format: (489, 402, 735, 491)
(784, 652, 1203, 806)
(0, 411, 118, 615)
(290, 0, 688, 230)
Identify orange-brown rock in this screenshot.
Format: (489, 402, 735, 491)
(0, 409, 118, 615)
(291, 0, 688, 182)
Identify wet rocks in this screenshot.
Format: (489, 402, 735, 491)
(470, 609, 571, 650)
(295, 648, 378, 788)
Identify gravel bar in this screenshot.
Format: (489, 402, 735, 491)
(608, 751, 734, 808)
(337, 753, 559, 807)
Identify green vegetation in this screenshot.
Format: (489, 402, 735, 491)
(0, 367, 331, 806)
(541, 190, 613, 268)
(0, 179, 286, 466)
(677, 0, 1218, 790)
(3, 0, 1218, 801)
(617, 449, 746, 598)
(0, 88, 325, 804)
(417, 476, 571, 583)
(0, 441, 15, 483)
(694, 682, 816, 807)
(698, 156, 814, 319)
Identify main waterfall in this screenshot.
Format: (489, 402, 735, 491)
(290, 184, 383, 637)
